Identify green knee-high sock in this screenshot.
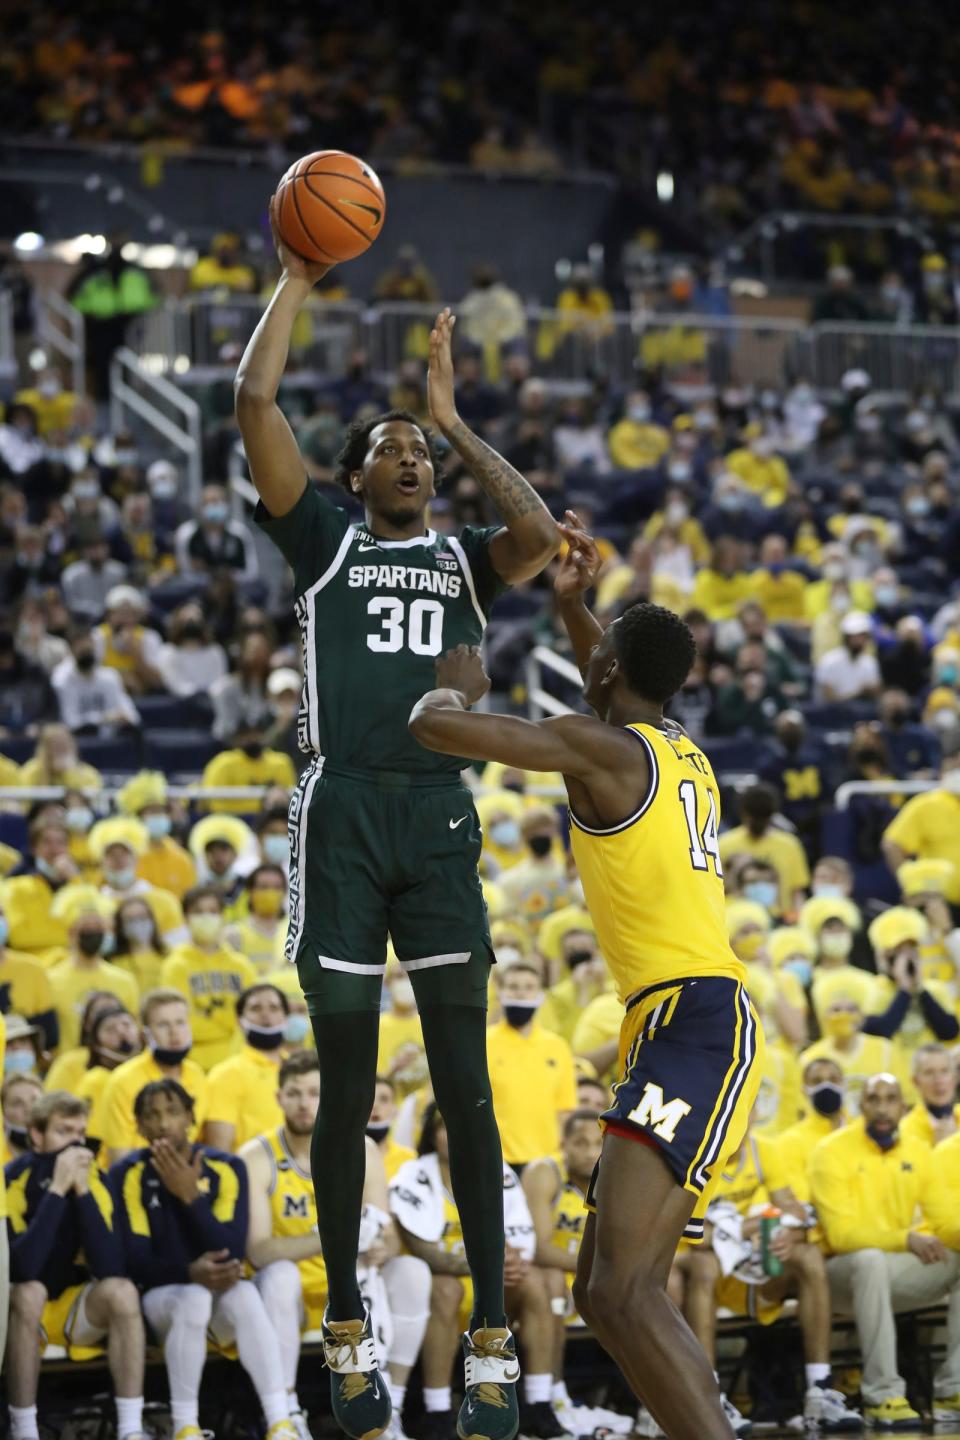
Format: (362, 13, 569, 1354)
(420, 1004, 507, 1332)
(309, 1008, 380, 1321)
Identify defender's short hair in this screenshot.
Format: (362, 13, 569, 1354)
(333, 410, 443, 494)
(613, 602, 697, 703)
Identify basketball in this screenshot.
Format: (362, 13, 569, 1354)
(274, 150, 386, 264)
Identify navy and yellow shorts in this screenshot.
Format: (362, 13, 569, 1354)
(586, 975, 764, 1242)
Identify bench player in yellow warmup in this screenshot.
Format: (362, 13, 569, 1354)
(410, 526, 764, 1440)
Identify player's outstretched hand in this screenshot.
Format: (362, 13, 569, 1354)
(555, 509, 602, 600)
(436, 644, 490, 705)
(428, 307, 458, 430)
(268, 194, 334, 287)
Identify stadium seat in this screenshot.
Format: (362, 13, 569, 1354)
(143, 729, 222, 772)
(136, 694, 215, 729)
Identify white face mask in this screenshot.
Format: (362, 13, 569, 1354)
(820, 931, 853, 960)
(390, 978, 415, 1010)
(942, 767, 960, 795)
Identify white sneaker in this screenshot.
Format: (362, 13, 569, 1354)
(381, 1414, 413, 1440)
(553, 1400, 632, 1437)
(804, 1383, 862, 1432)
(634, 1404, 665, 1438)
(720, 1393, 752, 1438)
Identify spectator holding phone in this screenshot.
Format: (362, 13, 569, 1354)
(862, 908, 960, 1064)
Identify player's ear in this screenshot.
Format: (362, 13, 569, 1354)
(601, 657, 619, 688)
(350, 469, 363, 496)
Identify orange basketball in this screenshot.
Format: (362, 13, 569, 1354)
(274, 150, 386, 264)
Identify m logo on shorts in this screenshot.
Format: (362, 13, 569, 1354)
(628, 1082, 692, 1143)
(282, 1194, 310, 1219)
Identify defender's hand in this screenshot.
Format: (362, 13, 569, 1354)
(428, 308, 458, 430)
(268, 195, 334, 286)
(435, 645, 490, 706)
(555, 511, 602, 599)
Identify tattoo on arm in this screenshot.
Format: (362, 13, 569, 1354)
(445, 420, 544, 520)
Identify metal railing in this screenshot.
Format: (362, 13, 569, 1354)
(807, 321, 960, 393)
(834, 779, 935, 811)
(109, 347, 203, 503)
(728, 211, 934, 287)
(0, 288, 13, 383)
(36, 289, 85, 396)
(524, 645, 581, 719)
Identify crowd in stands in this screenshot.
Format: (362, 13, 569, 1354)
(0, 241, 959, 1435)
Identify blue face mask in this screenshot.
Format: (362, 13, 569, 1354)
(939, 665, 958, 687)
(783, 957, 813, 989)
(4, 1050, 35, 1075)
(284, 1013, 310, 1045)
(263, 835, 290, 865)
(0, 915, 8, 947)
(744, 880, 778, 910)
(202, 502, 229, 524)
(144, 813, 172, 841)
(490, 820, 521, 850)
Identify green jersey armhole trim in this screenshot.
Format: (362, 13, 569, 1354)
(445, 534, 487, 629)
(568, 727, 660, 836)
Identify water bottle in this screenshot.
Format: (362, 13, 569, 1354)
(760, 1205, 783, 1277)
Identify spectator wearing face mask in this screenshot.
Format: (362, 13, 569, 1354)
(539, 929, 611, 1047)
(877, 689, 941, 777)
(224, 865, 287, 975)
(187, 817, 252, 913)
(201, 984, 288, 1152)
(900, 1043, 960, 1150)
(724, 423, 792, 508)
(487, 963, 576, 1172)
(814, 610, 881, 703)
(642, 488, 710, 566)
(52, 628, 140, 733)
(174, 483, 259, 584)
(100, 988, 208, 1166)
(200, 725, 296, 814)
(20, 723, 102, 793)
(475, 790, 526, 875)
(761, 1057, 847, 1214)
(111, 895, 167, 993)
(210, 629, 276, 742)
(1, 524, 62, 608)
(800, 896, 872, 1004)
(2, 1072, 43, 1163)
(752, 534, 809, 623)
(691, 538, 753, 621)
(44, 992, 118, 1094)
(60, 534, 129, 623)
(92, 584, 164, 696)
(378, 961, 427, 1098)
(2, 1016, 43, 1082)
(725, 899, 808, 1055)
(800, 975, 908, 1115)
(161, 886, 257, 1072)
(2, 817, 79, 960)
(47, 890, 138, 1052)
(84, 818, 186, 948)
(74, 1006, 143, 1151)
(117, 771, 196, 900)
(0, 627, 55, 731)
(877, 616, 932, 697)
(718, 783, 810, 916)
(767, 925, 818, 995)
(607, 391, 670, 472)
(759, 711, 829, 858)
(896, 859, 960, 986)
(862, 908, 958, 1065)
(882, 750, 960, 904)
(156, 604, 229, 698)
(145, 459, 190, 536)
(496, 808, 569, 924)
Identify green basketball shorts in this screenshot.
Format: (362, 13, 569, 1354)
(287, 757, 493, 1014)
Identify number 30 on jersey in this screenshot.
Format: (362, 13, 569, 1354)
(678, 779, 723, 876)
(367, 597, 444, 656)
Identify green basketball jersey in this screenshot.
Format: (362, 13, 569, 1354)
(256, 484, 506, 774)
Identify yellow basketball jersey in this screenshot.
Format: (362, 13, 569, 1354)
(569, 722, 745, 1001)
(710, 1134, 769, 1216)
(440, 1186, 464, 1257)
(259, 1128, 326, 1297)
(549, 1165, 587, 1267)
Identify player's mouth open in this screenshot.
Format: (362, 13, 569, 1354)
(395, 476, 420, 493)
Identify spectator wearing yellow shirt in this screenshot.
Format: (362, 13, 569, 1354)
(642, 490, 710, 566)
(100, 989, 208, 1165)
(718, 784, 810, 915)
(539, 930, 612, 1047)
(803, 545, 874, 624)
(62, 790, 100, 881)
(474, 789, 526, 875)
(83, 818, 187, 948)
(487, 964, 577, 1168)
(2, 1014, 42, 1080)
(47, 889, 138, 1052)
(74, 1006, 143, 1148)
(367, 1076, 416, 1182)
(570, 988, 622, 1088)
(19, 723, 102, 793)
(14, 367, 82, 437)
(691, 538, 754, 621)
(224, 864, 287, 975)
(377, 963, 427, 1097)
(767, 924, 817, 993)
(187, 815, 254, 913)
(200, 724, 296, 815)
(160, 886, 257, 1072)
(189, 233, 257, 294)
(112, 896, 166, 993)
(808, 1076, 960, 1430)
(799, 895, 873, 1009)
(896, 859, 959, 986)
(0, 902, 57, 1050)
(882, 752, 960, 905)
(2, 817, 79, 961)
(202, 983, 287, 1152)
(762, 1056, 847, 1209)
(800, 973, 908, 1114)
(607, 392, 670, 471)
(901, 1043, 960, 1149)
(2, 1071, 43, 1165)
(117, 771, 196, 899)
(725, 901, 808, 1051)
(554, 266, 613, 340)
(863, 907, 958, 1061)
(751, 535, 809, 624)
(497, 807, 569, 925)
(725, 425, 792, 507)
(44, 991, 123, 1095)
(924, 1129, 960, 1253)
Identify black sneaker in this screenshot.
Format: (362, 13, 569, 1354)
(518, 1403, 564, 1439)
(421, 1412, 458, 1440)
